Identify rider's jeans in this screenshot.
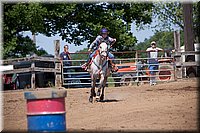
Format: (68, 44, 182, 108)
(87, 50, 114, 62)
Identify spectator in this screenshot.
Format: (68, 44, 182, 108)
(146, 41, 163, 86)
(60, 44, 72, 66)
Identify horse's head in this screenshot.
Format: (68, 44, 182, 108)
(99, 42, 108, 58)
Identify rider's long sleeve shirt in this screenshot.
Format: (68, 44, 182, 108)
(89, 35, 115, 50)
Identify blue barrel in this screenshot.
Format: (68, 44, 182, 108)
(27, 114, 66, 132)
(24, 89, 67, 132)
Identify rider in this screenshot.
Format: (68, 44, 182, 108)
(81, 28, 118, 72)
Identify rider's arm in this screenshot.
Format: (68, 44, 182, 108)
(108, 37, 116, 44)
(108, 37, 116, 48)
(89, 36, 101, 50)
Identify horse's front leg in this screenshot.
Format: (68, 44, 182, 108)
(100, 76, 107, 101)
(89, 75, 97, 103)
(96, 74, 104, 101)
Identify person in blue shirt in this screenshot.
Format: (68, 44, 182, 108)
(60, 44, 72, 66)
(81, 28, 118, 72)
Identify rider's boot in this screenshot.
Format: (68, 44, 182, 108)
(110, 60, 118, 72)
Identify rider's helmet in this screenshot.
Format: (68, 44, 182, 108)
(100, 28, 109, 34)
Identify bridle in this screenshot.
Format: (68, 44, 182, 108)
(93, 43, 109, 73)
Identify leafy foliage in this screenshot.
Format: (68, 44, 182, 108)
(153, 2, 183, 30)
(3, 3, 49, 59)
(70, 48, 88, 66)
(152, 2, 200, 41)
(3, 2, 154, 59)
(134, 31, 184, 58)
(193, 2, 200, 41)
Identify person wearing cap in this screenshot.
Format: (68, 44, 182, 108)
(146, 41, 163, 86)
(81, 27, 118, 72)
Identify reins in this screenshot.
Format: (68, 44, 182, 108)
(92, 50, 108, 74)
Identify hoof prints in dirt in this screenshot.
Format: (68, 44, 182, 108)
(146, 86, 197, 92)
(175, 86, 197, 91)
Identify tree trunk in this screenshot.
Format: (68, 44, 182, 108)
(183, 3, 194, 51)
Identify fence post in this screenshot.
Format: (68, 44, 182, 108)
(181, 52, 187, 78)
(31, 62, 36, 89)
(54, 40, 62, 88)
(135, 51, 139, 83)
(174, 31, 181, 52)
(173, 55, 177, 81)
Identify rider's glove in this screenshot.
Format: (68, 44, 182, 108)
(88, 48, 92, 52)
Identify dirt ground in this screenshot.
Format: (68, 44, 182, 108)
(2, 78, 199, 132)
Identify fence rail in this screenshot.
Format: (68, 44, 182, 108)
(2, 56, 61, 89)
(2, 50, 199, 90)
(62, 55, 176, 88)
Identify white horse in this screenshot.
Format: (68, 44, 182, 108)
(89, 42, 111, 103)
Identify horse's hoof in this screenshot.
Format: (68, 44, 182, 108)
(89, 97, 93, 103)
(96, 99, 100, 102)
(95, 96, 100, 102)
(100, 95, 104, 101)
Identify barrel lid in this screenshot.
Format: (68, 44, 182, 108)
(24, 88, 67, 100)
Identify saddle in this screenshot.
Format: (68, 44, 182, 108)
(87, 50, 112, 71)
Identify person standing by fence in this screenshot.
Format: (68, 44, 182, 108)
(60, 44, 72, 66)
(146, 41, 163, 86)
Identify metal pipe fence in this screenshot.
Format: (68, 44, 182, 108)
(62, 55, 176, 88)
(4, 50, 198, 89)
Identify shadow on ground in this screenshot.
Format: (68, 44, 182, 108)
(100, 99, 121, 103)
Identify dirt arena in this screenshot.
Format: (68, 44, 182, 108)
(2, 78, 199, 132)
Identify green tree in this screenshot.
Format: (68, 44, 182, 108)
(51, 3, 153, 51)
(153, 2, 183, 30)
(36, 47, 48, 56)
(152, 2, 200, 41)
(3, 2, 154, 59)
(70, 48, 88, 66)
(193, 2, 200, 42)
(134, 31, 184, 58)
(3, 3, 50, 59)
